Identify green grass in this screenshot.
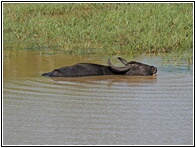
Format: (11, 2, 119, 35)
(3, 3, 193, 63)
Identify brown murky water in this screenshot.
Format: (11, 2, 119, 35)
(3, 48, 193, 145)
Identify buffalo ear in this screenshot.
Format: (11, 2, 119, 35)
(117, 57, 129, 65)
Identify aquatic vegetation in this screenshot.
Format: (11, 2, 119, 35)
(3, 3, 193, 63)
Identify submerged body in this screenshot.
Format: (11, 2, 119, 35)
(42, 63, 114, 77)
(42, 57, 157, 77)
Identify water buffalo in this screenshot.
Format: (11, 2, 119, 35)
(42, 57, 157, 77)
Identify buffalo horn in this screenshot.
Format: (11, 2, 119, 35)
(107, 58, 131, 72)
(117, 57, 129, 65)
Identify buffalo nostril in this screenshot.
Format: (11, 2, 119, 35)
(152, 67, 157, 74)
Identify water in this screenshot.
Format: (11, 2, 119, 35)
(3, 49, 193, 145)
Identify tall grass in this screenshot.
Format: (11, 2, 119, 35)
(3, 3, 193, 61)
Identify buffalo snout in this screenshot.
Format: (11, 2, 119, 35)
(152, 66, 157, 75)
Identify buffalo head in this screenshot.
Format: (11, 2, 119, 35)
(108, 57, 157, 76)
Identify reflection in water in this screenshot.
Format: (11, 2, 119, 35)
(3, 49, 193, 145)
(51, 75, 157, 85)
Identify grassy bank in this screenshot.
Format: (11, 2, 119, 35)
(3, 3, 193, 61)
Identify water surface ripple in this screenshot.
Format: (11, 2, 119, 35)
(4, 73, 193, 145)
